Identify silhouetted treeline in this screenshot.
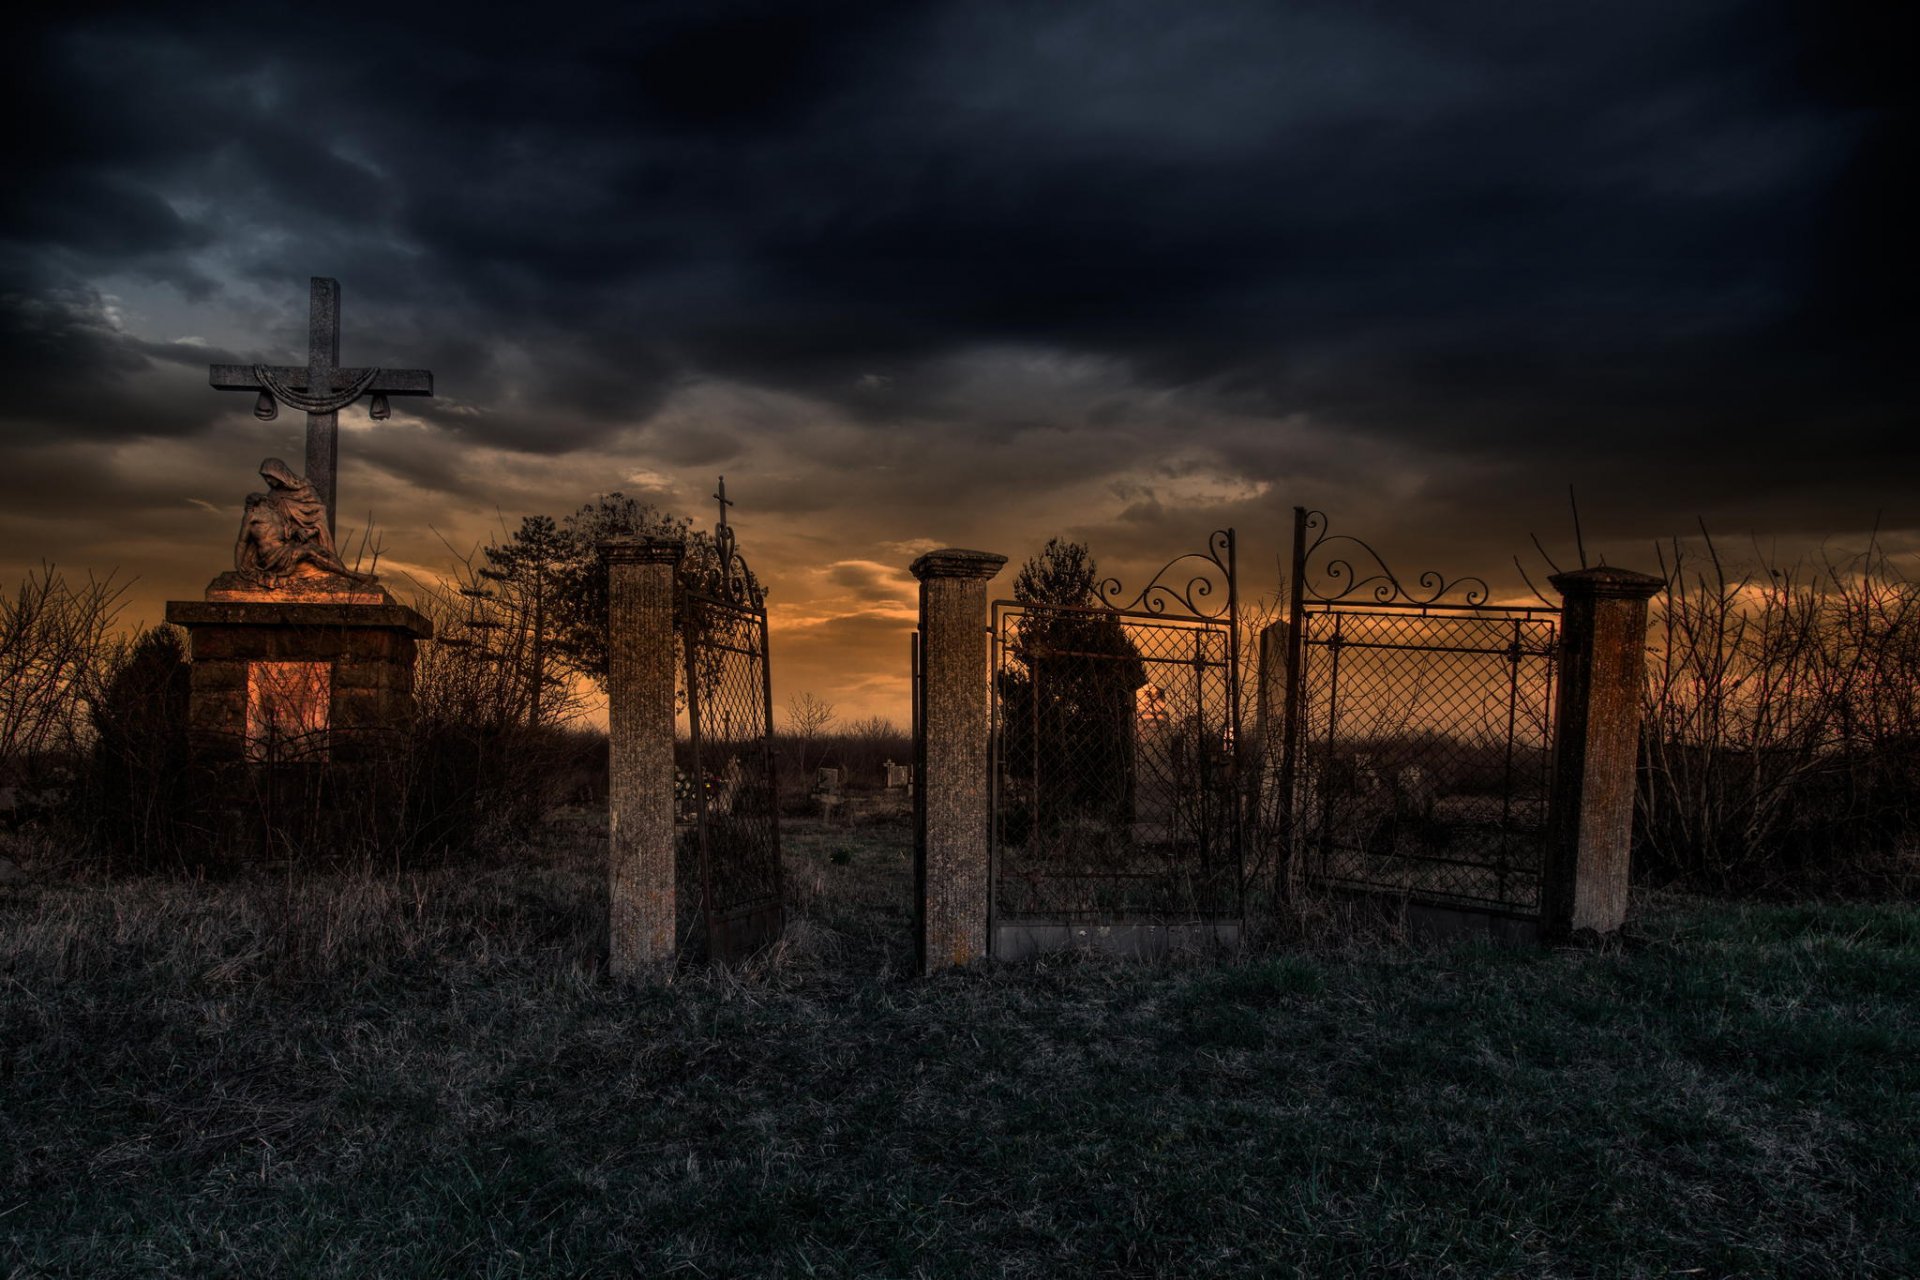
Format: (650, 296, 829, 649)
(5, 542, 1918, 896)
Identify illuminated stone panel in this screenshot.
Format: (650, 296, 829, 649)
(245, 660, 332, 761)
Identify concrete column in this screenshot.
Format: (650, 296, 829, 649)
(910, 548, 1006, 974)
(1251, 617, 1291, 902)
(1255, 619, 1289, 771)
(605, 537, 684, 979)
(1543, 566, 1664, 941)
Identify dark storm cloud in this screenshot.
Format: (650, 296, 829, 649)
(0, 284, 237, 443)
(1, 0, 1912, 531)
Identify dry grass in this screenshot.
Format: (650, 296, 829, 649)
(2, 814, 1916, 1277)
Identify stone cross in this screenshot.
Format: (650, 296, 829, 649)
(209, 277, 433, 537)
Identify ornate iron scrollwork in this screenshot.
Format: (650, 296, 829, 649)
(701, 476, 764, 610)
(1095, 529, 1235, 620)
(1297, 509, 1490, 607)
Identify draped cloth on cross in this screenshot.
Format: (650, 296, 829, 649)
(209, 277, 433, 537)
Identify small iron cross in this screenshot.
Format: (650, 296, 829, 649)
(713, 476, 734, 533)
(209, 277, 433, 537)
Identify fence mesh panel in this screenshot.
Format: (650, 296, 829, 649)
(1295, 606, 1556, 913)
(684, 594, 781, 958)
(993, 605, 1241, 921)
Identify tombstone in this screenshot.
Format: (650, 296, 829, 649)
(167, 278, 433, 775)
(883, 759, 912, 790)
(1130, 682, 1178, 843)
(713, 755, 747, 815)
(810, 766, 842, 821)
(1395, 764, 1436, 818)
(1255, 618, 1290, 771)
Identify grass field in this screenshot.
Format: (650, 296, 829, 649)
(3, 814, 1917, 1277)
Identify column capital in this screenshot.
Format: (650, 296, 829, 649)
(602, 536, 686, 566)
(910, 548, 1006, 582)
(1549, 566, 1664, 602)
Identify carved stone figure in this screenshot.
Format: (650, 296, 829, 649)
(234, 458, 374, 586)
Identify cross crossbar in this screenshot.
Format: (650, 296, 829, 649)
(208, 276, 433, 537)
(208, 366, 434, 395)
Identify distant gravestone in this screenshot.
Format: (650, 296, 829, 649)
(813, 767, 842, 794)
(1131, 683, 1178, 840)
(1396, 765, 1436, 817)
(883, 760, 912, 790)
(714, 755, 747, 815)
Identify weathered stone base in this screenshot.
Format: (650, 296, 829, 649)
(165, 599, 431, 762)
(993, 919, 1243, 961)
(203, 569, 389, 605)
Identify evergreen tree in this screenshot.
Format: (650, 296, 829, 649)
(86, 626, 192, 869)
(477, 492, 764, 695)
(1001, 539, 1145, 836)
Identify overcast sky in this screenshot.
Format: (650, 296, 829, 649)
(3, 0, 1912, 720)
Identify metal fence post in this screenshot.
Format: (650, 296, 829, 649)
(1543, 566, 1663, 941)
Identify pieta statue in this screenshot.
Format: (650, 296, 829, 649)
(234, 458, 376, 586)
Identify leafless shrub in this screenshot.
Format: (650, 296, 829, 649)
(1639, 530, 1920, 894)
(388, 562, 604, 858)
(412, 541, 591, 734)
(0, 565, 128, 787)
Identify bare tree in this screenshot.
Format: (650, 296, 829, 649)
(0, 565, 128, 783)
(411, 538, 589, 734)
(784, 692, 836, 778)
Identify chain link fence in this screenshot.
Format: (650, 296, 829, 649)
(1292, 605, 1558, 913)
(992, 604, 1242, 921)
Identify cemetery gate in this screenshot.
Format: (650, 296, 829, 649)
(987, 531, 1245, 940)
(1277, 509, 1559, 916)
(680, 488, 783, 961)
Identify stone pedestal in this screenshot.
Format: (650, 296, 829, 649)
(1543, 567, 1664, 941)
(604, 537, 684, 980)
(910, 548, 1006, 974)
(164, 596, 431, 762)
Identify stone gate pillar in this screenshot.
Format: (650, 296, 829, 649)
(1543, 566, 1664, 941)
(605, 537, 684, 979)
(910, 548, 1006, 974)
(1252, 617, 1291, 901)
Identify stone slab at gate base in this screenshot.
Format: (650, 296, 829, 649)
(1404, 901, 1539, 947)
(1327, 889, 1541, 947)
(994, 920, 1243, 961)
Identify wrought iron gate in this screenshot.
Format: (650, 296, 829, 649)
(1280, 509, 1558, 915)
(989, 532, 1244, 928)
(681, 481, 783, 961)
